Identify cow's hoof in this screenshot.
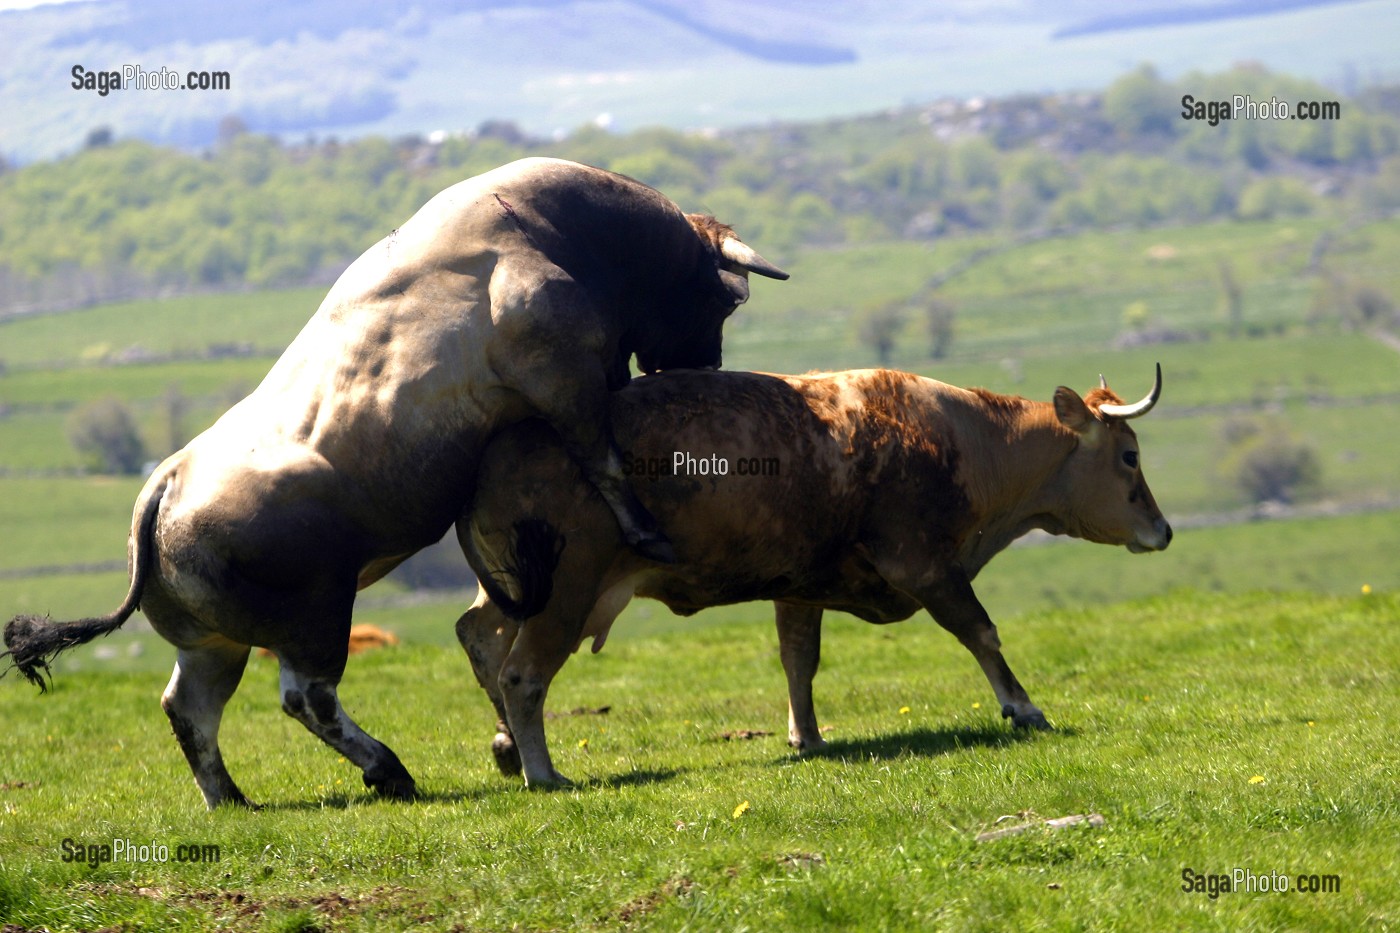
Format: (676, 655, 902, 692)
(365, 773, 418, 801)
(631, 532, 677, 564)
(492, 732, 523, 776)
(789, 735, 828, 752)
(1003, 705, 1052, 731)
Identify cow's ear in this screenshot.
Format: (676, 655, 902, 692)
(1054, 386, 1103, 446)
(719, 269, 750, 305)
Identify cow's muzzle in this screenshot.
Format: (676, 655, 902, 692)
(1127, 517, 1173, 553)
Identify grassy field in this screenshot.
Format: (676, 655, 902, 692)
(0, 590, 1395, 931)
(1, 215, 1397, 929)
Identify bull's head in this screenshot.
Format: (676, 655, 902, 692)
(1051, 364, 1172, 553)
(634, 215, 788, 375)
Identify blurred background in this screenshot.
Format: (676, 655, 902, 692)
(1, 0, 1397, 673)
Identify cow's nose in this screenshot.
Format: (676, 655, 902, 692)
(1157, 518, 1173, 549)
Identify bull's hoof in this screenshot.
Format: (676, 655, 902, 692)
(209, 792, 259, 811)
(364, 772, 418, 801)
(1002, 704, 1052, 731)
(523, 768, 573, 789)
(492, 732, 523, 776)
(788, 734, 829, 752)
(630, 531, 677, 564)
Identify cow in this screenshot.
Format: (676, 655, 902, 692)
(0, 157, 786, 808)
(456, 366, 1171, 786)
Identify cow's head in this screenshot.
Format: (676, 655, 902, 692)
(1050, 364, 1172, 553)
(634, 215, 788, 375)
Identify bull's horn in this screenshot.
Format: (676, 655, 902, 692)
(720, 238, 790, 280)
(1098, 374, 1108, 390)
(1098, 363, 1162, 420)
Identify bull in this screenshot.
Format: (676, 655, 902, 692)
(1, 158, 785, 807)
(457, 366, 1171, 785)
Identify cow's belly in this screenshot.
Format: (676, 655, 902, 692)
(631, 551, 920, 624)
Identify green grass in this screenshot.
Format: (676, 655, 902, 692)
(0, 288, 324, 369)
(0, 590, 1395, 931)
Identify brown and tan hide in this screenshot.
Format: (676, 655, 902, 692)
(458, 367, 1171, 785)
(1, 158, 786, 808)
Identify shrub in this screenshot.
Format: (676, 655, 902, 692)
(67, 397, 147, 474)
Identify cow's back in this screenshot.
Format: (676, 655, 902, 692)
(470, 370, 922, 618)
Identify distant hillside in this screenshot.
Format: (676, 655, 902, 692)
(3, 63, 1398, 316)
(1, 0, 1396, 163)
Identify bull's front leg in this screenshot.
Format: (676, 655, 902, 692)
(489, 313, 675, 564)
(916, 569, 1050, 730)
(774, 602, 827, 750)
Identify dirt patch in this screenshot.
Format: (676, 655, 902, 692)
(719, 729, 774, 741)
(88, 883, 419, 928)
(612, 877, 696, 924)
(778, 852, 825, 870)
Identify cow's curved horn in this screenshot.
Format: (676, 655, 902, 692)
(1098, 363, 1162, 420)
(720, 238, 790, 280)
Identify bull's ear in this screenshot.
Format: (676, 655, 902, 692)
(1054, 386, 1103, 445)
(719, 269, 750, 305)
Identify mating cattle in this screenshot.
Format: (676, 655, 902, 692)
(458, 367, 1171, 785)
(1, 158, 785, 808)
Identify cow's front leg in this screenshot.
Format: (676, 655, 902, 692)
(917, 569, 1050, 730)
(455, 590, 524, 777)
(774, 602, 827, 750)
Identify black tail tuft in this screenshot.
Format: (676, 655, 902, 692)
(482, 519, 565, 621)
(2, 611, 127, 693)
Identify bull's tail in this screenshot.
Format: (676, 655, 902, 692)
(1, 462, 173, 691)
(465, 518, 565, 621)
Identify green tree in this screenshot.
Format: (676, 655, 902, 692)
(856, 301, 906, 366)
(68, 397, 147, 475)
(1103, 64, 1178, 137)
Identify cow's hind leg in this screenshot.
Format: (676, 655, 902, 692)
(775, 602, 827, 750)
(276, 659, 417, 800)
(455, 590, 524, 776)
(161, 639, 253, 809)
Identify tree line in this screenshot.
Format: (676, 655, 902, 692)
(2, 64, 1399, 314)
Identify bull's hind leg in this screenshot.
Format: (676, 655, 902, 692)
(275, 654, 417, 800)
(455, 591, 524, 776)
(161, 639, 253, 809)
(774, 602, 827, 750)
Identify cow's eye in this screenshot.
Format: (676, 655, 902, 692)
(1122, 450, 1139, 469)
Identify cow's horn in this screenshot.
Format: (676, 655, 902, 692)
(720, 238, 790, 280)
(1098, 363, 1162, 420)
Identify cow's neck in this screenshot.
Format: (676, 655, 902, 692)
(948, 397, 1078, 576)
